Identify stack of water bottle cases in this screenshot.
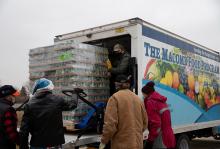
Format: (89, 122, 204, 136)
(29, 42, 110, 129)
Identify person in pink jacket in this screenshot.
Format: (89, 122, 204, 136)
(142, 81, 176, 149)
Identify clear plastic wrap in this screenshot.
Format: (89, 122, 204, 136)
(29, 42, 110, 123)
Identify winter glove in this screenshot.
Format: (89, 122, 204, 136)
(99, 143, 106, 149)
(105, 59, 112, 70)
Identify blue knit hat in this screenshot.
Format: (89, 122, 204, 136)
(32, 78, 54, 94)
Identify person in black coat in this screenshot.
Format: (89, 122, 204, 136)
(19, 78, 77, 149)
(108, 44, 131, 94)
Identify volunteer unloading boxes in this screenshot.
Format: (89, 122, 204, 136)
(19, 78, 77, 149)
(99, 75, 148, 149)
(142, 81, 175, 149)
(108, 44, 131, 94)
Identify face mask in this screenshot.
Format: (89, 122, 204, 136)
(115, 82, 122, 91)
(140, 96, 145, 101)
(114, 52, 122, 57)
(115, 85, 121, 91)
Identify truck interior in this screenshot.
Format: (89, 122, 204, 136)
(84, 34, 138, 95)
(85, 34, 131, 56)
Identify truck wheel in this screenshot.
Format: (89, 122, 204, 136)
(176, 134, 190, 149)
(214, 135, 220, 140)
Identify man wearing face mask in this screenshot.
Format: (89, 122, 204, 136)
(108, 44, 131, 94)
(0, 85, 20, 149)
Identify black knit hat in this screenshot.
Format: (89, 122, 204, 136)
(142, 81, 155, 94)
(0, 85, 20, 98)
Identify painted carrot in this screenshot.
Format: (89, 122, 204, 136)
(144, 59, 156, 79)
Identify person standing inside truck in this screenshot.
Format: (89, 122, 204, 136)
(0, 85, 20, 149)
(107, 43, 131, 94)
(142, 81, 175, 149)
(99, 75, 148, 149)
(19, 78, 77, 149)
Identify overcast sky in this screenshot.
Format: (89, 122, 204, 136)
(0, 0, 220, 88)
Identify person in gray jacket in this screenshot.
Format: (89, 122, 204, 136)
(109, 43, 131, 94)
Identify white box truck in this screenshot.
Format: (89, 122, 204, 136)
(35, 18, 220, 149)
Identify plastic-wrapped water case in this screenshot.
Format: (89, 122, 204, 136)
(29, 42, 110, 125)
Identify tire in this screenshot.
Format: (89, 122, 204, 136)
(176, 134, 190, 149)
(214, 135, 220, 140)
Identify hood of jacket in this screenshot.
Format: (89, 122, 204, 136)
(33, 90, 52, 99)
(147, 91, 167, 103)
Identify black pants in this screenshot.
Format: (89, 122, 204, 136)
(103, 142, 111, 149)
(143, 140, 153, 149)
(0, 144, 16, 149)
(109, 76, 116, 95)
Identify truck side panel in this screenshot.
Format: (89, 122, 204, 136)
(139, 25, 220, 127)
